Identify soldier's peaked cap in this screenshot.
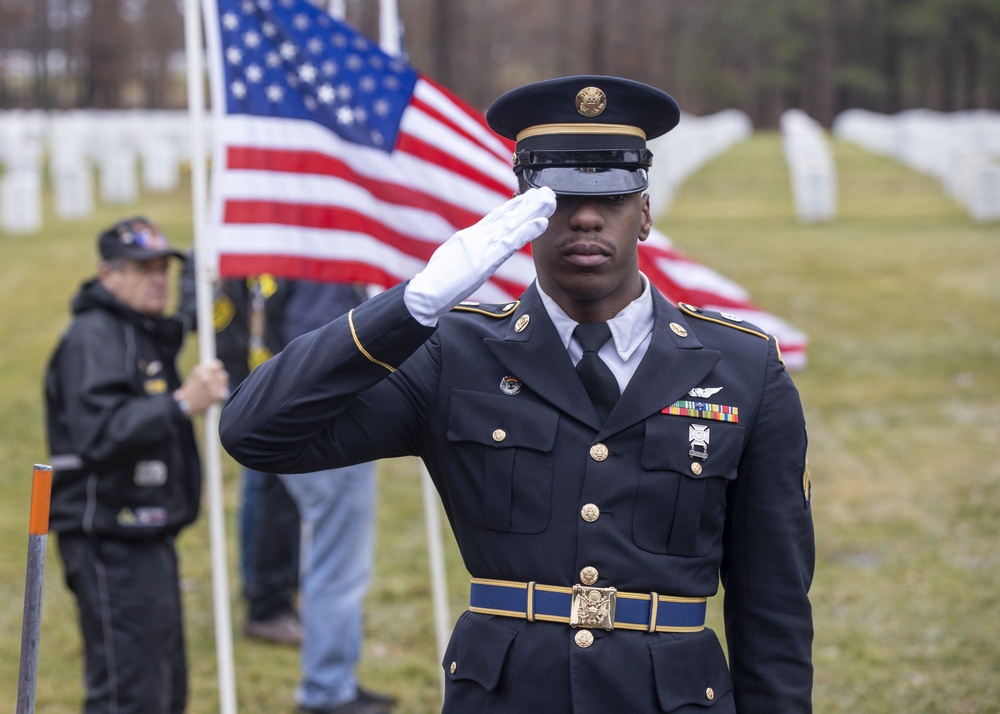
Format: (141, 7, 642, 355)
(486, 75, 680, 196)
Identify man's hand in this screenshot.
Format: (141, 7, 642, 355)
(405, 187, 556, 325)
(173, 359, 229, 416)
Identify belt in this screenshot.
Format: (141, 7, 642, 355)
(469, 578, 706, 633)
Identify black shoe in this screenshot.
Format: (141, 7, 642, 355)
(296, 688, 396, 714)
(357, 687, 397, 707)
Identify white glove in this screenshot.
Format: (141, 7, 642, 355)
(405, 187, 556, 326)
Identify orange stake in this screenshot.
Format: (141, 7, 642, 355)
(17, 464, 53, 714)
(28, 465, 52, 536)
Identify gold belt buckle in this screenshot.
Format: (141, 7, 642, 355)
(570, 584, 617, 631)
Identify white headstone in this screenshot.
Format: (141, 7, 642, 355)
(969, 163, 1000, 223)
(781, 109, 838, 223)
(53, 160, 95, 218)
(141, 140, 179, 193)
(1, 170, 43, 234)
(99, 148, 138, 205)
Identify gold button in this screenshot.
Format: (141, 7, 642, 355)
(670, 322, 688, 337)
(515, 314, 530, 333)
(450, 661, 457, 675)
(580, 503, 600, 522)
(589, 443, 608, 461)
(706, 687, 715, 701)
(690, 462, 703, 476)
(580, 566, 599, 585)
(492, 429, 506, 442)
(574, 629, 594, 648)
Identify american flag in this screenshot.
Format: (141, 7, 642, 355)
(202, 0, 807, 368)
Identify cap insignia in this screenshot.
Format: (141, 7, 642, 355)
(575, 87, 607, 117)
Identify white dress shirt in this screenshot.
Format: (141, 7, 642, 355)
(536, 273, 655, 395)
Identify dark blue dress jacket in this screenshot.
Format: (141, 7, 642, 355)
(219, 281, 814, 714)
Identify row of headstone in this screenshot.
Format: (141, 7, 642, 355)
(1, 110, 200, 234)
(646, 109, 753, 217)
(780, 109, 838, 223)
(832, 108, 1000, 222)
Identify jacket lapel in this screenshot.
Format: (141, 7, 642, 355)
(484, 285, 604, 429)
(602, 292, 720, 435)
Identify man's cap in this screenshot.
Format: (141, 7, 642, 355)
(98, 216, 185, 262)
(486, 75, 680, 196)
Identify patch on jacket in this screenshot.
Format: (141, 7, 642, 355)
(116, 507, 168, 527)
(144, 378, 167, 394)
(214, 292, 236, 331)
(134, 460, 168, 487)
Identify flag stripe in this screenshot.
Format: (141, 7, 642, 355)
(224, 199, 443, 262)
(411, 79, 512, 161)
(226, 146, 485, 229)
(395, 132, 511, 198)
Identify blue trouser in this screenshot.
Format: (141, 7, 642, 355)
(280, 463, 377, 709)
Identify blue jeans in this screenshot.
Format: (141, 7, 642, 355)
(280, 463, 377, 709)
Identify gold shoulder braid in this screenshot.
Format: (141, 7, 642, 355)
(452, 300, 520, 318)
(677, 303, 768, 340)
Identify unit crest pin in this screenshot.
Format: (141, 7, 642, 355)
(500, 376, 522, 396)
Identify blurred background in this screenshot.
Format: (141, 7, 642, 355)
(1, 0, 999, 124)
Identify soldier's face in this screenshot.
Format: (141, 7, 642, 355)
(530, 191, 651, 319)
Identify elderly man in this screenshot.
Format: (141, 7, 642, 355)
(45, 216, 228, 714)
(220, 76, 814, 713)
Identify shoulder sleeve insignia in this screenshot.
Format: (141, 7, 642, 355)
(677, 302, 768, 341)
(803, 458, 811, 505)
(452, 300, 520, 318)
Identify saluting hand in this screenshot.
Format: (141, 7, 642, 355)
(404, 186, 556, 325)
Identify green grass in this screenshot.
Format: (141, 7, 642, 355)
(2, 133, 999, 712)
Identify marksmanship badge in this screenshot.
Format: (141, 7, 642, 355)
(689, 424, 710, 460)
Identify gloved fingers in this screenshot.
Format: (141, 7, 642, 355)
(503, 216, 551, 250)
(475, 186, 556, 235)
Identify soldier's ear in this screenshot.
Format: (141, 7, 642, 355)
(638, 194, 652, 242)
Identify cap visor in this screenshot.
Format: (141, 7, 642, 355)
(522, 166, 648, 196)
(121, 246, 186, 261)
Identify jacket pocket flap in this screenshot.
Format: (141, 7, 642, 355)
(643, 417, 743, 479)
(650, 632, 733, 711)
(443, 612, 518, 692)
(447, 390, 557, 451)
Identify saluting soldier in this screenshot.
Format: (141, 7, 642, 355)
(220, 75, 814, 714)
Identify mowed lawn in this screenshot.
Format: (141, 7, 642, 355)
(0, 132, 997, 713)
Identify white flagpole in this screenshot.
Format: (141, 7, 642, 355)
(183, 0, 238, 712)
(376, 0, 450, 693)
(378, 0, 402, 56)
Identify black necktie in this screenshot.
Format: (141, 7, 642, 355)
(573, 322, 620, 422)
